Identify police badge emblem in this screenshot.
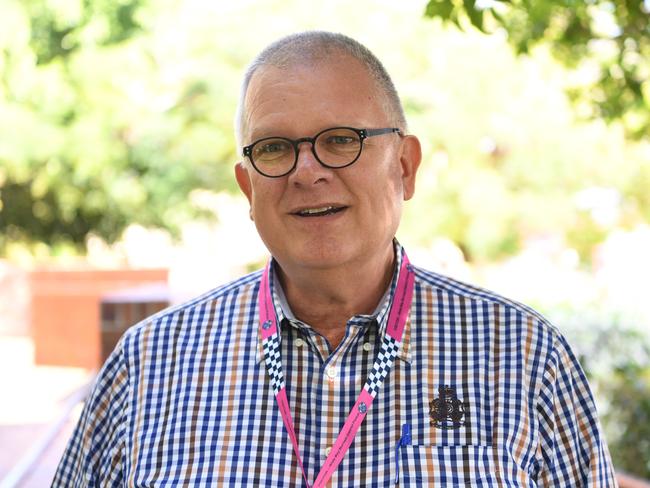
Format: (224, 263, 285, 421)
(429, 385, 467, 430)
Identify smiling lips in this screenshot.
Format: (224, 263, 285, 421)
(293, 205, 348, 217)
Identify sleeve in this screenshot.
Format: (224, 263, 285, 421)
(535, 333, 618, 487)
(51, 340, 130, 487)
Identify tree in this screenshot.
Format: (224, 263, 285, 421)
(424, 0, 650, 140)
(0, 0, 238, 253)
(2, 0, 648, 260)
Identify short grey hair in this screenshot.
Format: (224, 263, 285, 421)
(234, 31, 407, 149)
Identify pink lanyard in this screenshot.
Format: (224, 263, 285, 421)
(259, 254, 415, 488)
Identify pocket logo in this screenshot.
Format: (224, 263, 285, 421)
(429, 385, 467, 430)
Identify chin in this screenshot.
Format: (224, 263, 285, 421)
(277, 240, 358, 271)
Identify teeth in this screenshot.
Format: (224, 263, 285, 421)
(300, 206, 334, 215)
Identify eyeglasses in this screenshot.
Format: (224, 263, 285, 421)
(242, 126, 401, 178)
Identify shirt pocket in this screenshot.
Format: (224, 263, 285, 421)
(399, 444, 495, 487)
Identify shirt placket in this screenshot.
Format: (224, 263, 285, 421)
(321, 320, 374, 485)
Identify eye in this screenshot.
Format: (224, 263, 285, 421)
(252, 138, 293, 161)
(258, 141, 290, 153)
(326, 135, 356, 145)
(318, 129, 361, 152)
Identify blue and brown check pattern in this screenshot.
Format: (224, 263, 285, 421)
(53, 244, 616, 487)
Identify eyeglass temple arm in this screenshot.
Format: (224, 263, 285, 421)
(364, 128, 402, 138)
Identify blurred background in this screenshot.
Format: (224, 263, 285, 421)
(0, 0, 649, 486)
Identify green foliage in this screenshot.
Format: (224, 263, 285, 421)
(25, 0, 143, 65)
(396, 26, 648, 264)
(603, 362, 650, 477)
(423, 0, 650, 140)
(1, 0, 649, 265)
(0, 0, 239, 252)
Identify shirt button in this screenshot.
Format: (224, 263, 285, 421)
(325, 366, 337, 380)
(294, 338, 305, 348)
(363, 342, 372, 352)
(324, 446, 332, 457)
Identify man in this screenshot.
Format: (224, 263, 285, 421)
(54, 31, 616, 487)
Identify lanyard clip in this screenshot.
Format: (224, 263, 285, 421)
(394, 423, 411, 485)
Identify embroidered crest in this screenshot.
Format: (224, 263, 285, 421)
(429, 385, 467, 430)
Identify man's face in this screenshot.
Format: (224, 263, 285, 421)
(235, 56, 421, 274)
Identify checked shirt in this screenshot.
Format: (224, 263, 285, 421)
(53, 244, 616, 487)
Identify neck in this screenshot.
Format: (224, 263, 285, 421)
(277, 244, 396, 350)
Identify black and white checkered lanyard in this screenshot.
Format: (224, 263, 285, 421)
(259, 254, 415, 488)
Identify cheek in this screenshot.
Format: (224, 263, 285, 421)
(250, 184, 282, 217)
(377, 169, 405, 227)
(377, 165, 405, 205)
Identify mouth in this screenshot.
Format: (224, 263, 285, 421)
(292, 205, 348, 217)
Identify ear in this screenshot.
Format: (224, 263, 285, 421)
(398, 135, 422, 201)
(235, 162, 254, 218)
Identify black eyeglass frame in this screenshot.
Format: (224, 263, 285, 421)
(242, 126, 402, 178)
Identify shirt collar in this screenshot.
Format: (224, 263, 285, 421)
(257, 240, 412, 364)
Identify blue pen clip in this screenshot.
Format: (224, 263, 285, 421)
(394, 423, 411, 485)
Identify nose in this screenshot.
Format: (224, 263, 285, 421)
(290, 141, 331, 186)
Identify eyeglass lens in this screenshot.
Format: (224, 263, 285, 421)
(251, 128, 362, 176)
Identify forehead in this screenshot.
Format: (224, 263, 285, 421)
(243, 57, 388, 139)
